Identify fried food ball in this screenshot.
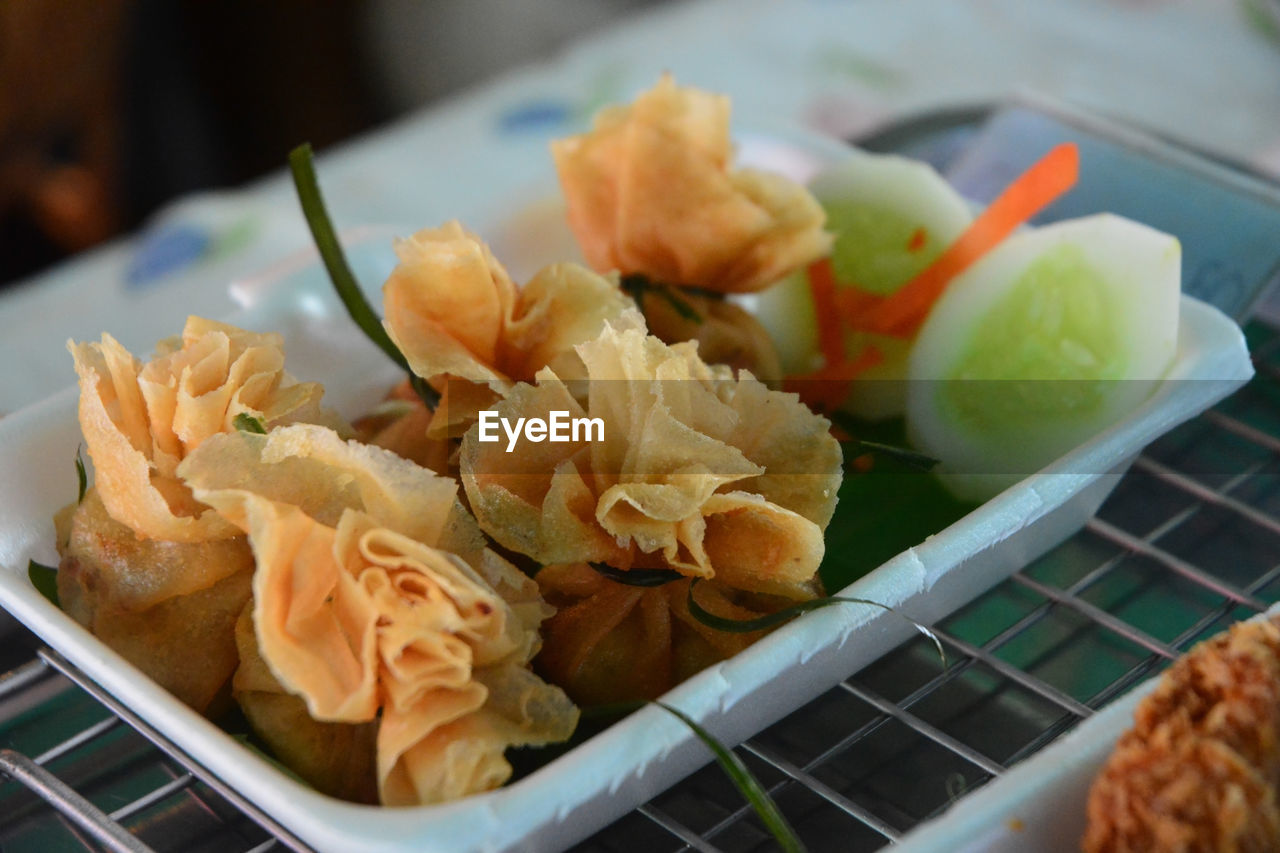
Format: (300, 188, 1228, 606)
(1082, 616, 1280, 852)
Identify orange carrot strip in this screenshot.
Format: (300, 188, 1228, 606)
(852, 143, 1080, 338)
(906, 227, 928, 253)
(834, 286, 904, 337)
(784, 345, 884, 413)
(852, 452, 876, 473)
(807, 258, 846, 367)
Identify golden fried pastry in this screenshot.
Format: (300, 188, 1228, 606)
(180, 424, 578, 805)
(460, 324, 841, 701)
(534, 564, 775, 705)
(57, 488, 253, 713)
(382, 221, 640, 436)
(552, 73, 831, 295)
(351, 379, 453, 472)
(231, 604, 380, 803)
(630, 286, 783, 384)
(58, 317, 335, 711)
(68, 316, 332, 543)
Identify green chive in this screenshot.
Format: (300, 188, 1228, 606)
(287, 144, 438, 408)
(74, 446, 87, 504)
(620, 274, 704, 324)
(656, 702, 806, 853)
(847, 438, 939, 472)
(828, 412, 939, 471)
(589, 562, 685, 588)
(687, 581, 945, 664)
(28, 560, 59, 606)
(232, 412, 268, 434)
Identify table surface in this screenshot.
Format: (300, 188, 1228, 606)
(3, 0, 1279, 415)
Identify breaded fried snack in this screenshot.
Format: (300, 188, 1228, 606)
(1083, 616, 1280, 852)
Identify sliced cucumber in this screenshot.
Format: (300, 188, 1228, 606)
(756, 149, 971, 418)
(906, 214, 1181, 502)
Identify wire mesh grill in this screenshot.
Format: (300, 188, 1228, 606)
(0, 319, 1275, 851)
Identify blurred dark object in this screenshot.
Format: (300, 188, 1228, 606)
(0, 0, 670, 288)
(123, 0, 380, 220)
(0, 0, 381, 287)
(0, 1, 131, 278)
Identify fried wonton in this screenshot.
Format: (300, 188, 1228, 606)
(382, 221, 641, 436)
(351, 380, 452, 473)
(180, 425, 578, 805)
(460, 324, 842, 701)
(68, 316, 331, 543)
(57, 487, 253, 713)
(58, 317, 332, 711)
(630, 285, 784, 384)
(552, 73, 832, 295)
(231, 603, 380, 803)
(534, 564, 778, 705)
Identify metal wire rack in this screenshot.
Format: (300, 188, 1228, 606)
(0, 321, 1276, 852)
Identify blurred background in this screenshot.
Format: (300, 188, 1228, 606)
(0, 0, 669, 285)
(3, 0, 1280, 289)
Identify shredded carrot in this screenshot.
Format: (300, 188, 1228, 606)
(784, 345, 883, 413)
(849, 143, 1080, 338)
(806, 258, 846, 366)
(834, 286, 905, 337)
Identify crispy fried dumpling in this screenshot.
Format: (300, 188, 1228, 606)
(231, 604, 380, 803)
(351, 380, 452, 473)
(57, 488, 253, 713)
(460, 324, 842, 701)
(180, 425, 578, 805)
(68, 316, 331, 543)
(534, 565, 779, 705)
(628, 286, 783, 384)
(552, 73, 832, 295)
(57, 317, 332, 712)
(382, 221, 640, 436)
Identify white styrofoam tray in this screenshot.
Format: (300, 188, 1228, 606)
(0, 128, 1256, 852)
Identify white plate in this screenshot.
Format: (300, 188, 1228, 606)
(0, 129, 1255, 852)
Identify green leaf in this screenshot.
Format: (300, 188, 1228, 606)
(287, 144, 439, 408)
(74, 446, 87, 504)
(655, 702, 806, 853)
(589, 561, 685, 588)
(576, 700, 808, 851)
(232, 412, 268, 434)
(28, 560, 59, 607)
(687, 581, 945, 665)
(819, 416, 974, 592)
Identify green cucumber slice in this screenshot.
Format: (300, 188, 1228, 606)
(757, 150, 971, 418)
(906, 214, 1181, 502)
